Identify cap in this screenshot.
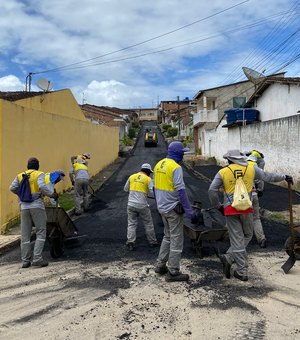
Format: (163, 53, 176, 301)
(247, 154, 257, 162)
(82, 153, 91, 159)
(223, 150, 248, 165)
(223, 149, 246, 160)
(168, 141, 189, 153)
(141, 163, 153, 173)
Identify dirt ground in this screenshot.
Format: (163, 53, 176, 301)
(0, 241, 299, 340)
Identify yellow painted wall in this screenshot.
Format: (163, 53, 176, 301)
(0, 91, 119, 232)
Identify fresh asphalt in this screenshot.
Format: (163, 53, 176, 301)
(0, 125, 294, 266)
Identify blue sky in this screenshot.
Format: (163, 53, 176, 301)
(0, 0, 300, 108)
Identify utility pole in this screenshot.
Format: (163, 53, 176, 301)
(177, 96, 180, 138)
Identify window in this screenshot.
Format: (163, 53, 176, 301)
(233, 97, 246, 108)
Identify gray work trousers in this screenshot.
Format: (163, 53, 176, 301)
(21, 208, 47, 263)
(225, 213, 253, 276)
(252, 194, 266, 243)
(127, 205, 157, 244)
(156, 209, 184, 275)
(74, 178, 89, 212)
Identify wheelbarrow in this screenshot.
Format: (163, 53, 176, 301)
(46, 205, 80, 259)
(183, 202, 228, 258)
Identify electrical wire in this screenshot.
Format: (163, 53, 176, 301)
(30, 0, 249, 75)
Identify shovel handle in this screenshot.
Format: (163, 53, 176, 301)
(288, 182, 295, 249)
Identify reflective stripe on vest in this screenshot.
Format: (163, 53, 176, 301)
(45, 172, 50, 185)
(129, 172, 150, 194)
(219, 164, 255, 194)
(154, 158, 180, 191)
(73, 162, 88, 173)
(17, 170, 43, 193)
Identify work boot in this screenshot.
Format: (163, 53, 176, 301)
(154, 265, 168, 275)
(21, 261, 31, 269)
(233, 270, 248, 282)
(260, 239, 267, 248)
(165, 272, 189, 282)
(219, 254, 231, 279)
(32, 260, 49, 268)
(126, 243, 135, 251)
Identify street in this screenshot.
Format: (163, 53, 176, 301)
(0, 127, 299, 340)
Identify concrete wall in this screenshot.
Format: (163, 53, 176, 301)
(257, 83, 300, 121)
(204, 115, 300, 190)
(0, 91, 119, 232)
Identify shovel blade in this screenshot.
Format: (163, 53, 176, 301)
(281, 254, 296, 274)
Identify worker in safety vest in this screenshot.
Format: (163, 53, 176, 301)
(69, 154, 90, 215)
(123, 163, 158, 250)
(44, 170, 65, 206)
(244, 149, 265, 191)
(153, 141, 197, 282)
(208, 150, 293, 282)
(10, 157, 58, 268)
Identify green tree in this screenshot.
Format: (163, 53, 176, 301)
(167, 127, 178, 138)
(128, 128, 136, 139)
(162, 124, 172, 132)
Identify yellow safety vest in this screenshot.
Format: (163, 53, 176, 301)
(219, 164, 255, 194)
(129, 172, 151, 194)
(154, 158, 180, 191)
(45, 172, 50, 185)
(17, 170, 44, 193)
(73, 162, 88, 173)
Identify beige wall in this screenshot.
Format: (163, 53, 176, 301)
(0, 91, 119, 232)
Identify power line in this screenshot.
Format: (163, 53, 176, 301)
(30, 0, 249, 75)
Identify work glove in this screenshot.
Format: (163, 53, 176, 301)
(257, 190, 263, 198)
(285, 175, 294, 185)
(50, 191, 59, 200)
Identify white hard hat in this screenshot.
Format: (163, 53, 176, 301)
(141, 163, 153, 173)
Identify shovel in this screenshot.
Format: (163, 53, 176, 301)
(281, 182, 296, 274)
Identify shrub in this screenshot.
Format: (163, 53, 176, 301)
(167, 127, 178, 138)
(122, 135, 133, 146)
(162, 124, 172, 132)
(128, 128, 136, 139)
(131, 121, 139, 129)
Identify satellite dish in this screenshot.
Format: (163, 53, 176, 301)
(242, 67, 266, 85)
(36, 78, 53, 91)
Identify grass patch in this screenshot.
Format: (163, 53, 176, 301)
(58, 192, 74, 211)
(269, 212, 286, 221)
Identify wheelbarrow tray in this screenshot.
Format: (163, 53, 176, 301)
(45, 207, 78, 237)
(184, 220, 228, 242)
(183, 218, 228, 257)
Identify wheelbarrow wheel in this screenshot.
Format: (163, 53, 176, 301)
(50, 227, 64, 258)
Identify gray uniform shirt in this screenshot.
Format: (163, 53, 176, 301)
(10, 172, 54, 210)
(208, 164, 285, 208)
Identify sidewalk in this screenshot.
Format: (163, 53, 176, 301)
(0, 157, 126, 255)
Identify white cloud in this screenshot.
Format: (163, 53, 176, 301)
(73, 79, 151, 108)
(0, 75, 24, 91)
(0, 0, 298, 107)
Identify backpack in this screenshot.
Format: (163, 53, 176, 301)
(17, 172, 34, 202)
(228, 166, 252, 211)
